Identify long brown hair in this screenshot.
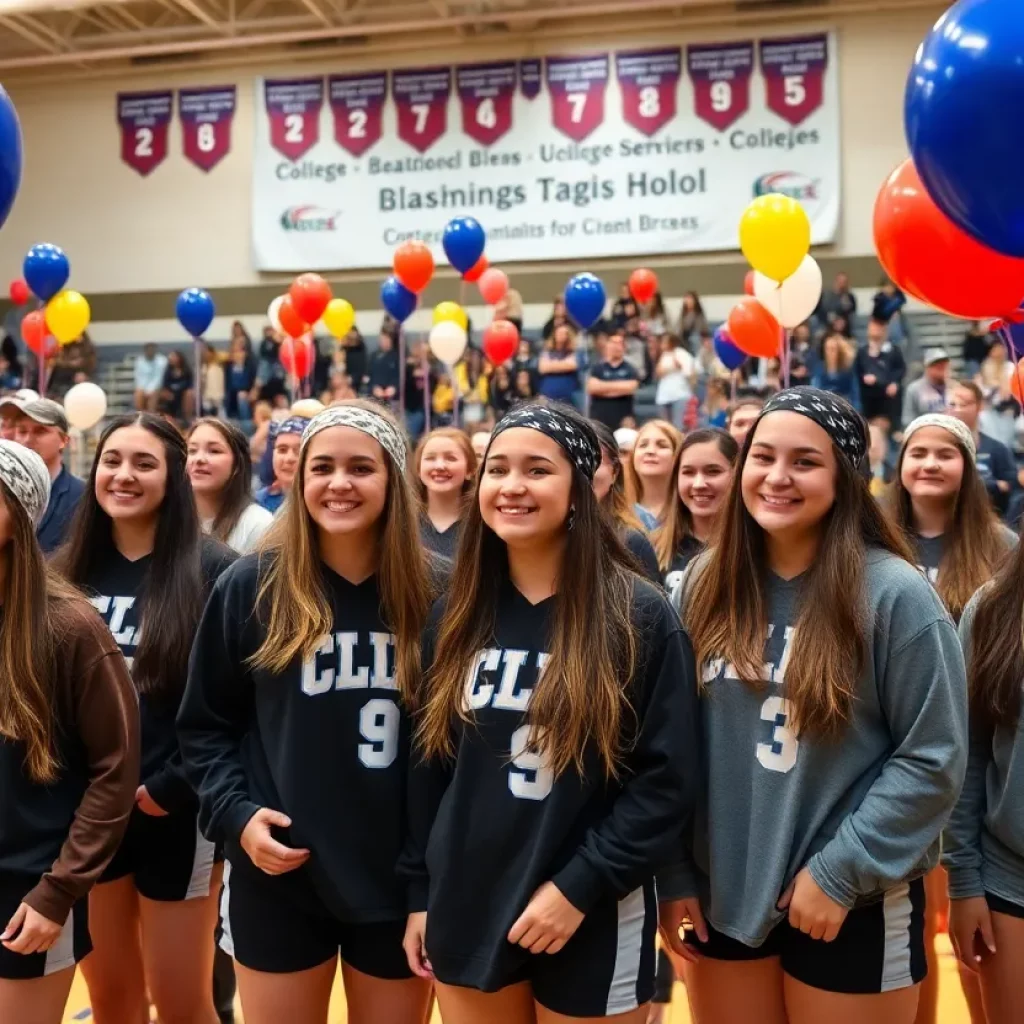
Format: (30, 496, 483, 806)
(889, 429, 1010, 621)
(411, 428, 478, 508)
(250, 399, 433, 704)
(0, 481, 95, 783)
(654, 428, 738, 572)
(623, 419, 682, 514)
(591, 420, 644, 532)
(685, 416, 915, 738)
(417, 402, 640, 778)
(187, 418, 255, 545)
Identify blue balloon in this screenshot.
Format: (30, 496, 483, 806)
(906, 0, 1024, 258)
(0, 86, 21, 233)
(713, 326, 747, 371)
(23, 244, 69, 303)
(564, 272, 606, 330)
(442, 217, 486, 275)
(175, 288, 215, 337)
(381, 275, 417, 323)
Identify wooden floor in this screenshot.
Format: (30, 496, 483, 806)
(64, 936, 972, 1022)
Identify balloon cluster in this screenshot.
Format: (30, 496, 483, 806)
(264, 275, 356, 378)
(18, 244, 92, 357)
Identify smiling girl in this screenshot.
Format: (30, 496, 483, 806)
(255, 417, 308, 515)
(414, 428, 478, 560)
(623, 420, 682, 531)
(660, 388, 967, 1024)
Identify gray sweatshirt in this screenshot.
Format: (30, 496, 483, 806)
(943, 590, 1024, 905)
(912, 528, 1017, 588)
(661, 549, 968, 946)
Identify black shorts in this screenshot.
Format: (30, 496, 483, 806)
(687, 877, 927, 995)
(987, 891, 1024, 919)
(218, 861, 412, 980)
(0, 882, 90, 980)
(99, 805, 220, 902)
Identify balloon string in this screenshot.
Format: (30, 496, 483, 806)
(730, 374, 737, 403)
(783, 330, 791, 391)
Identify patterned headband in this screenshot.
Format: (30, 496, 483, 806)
(300, 405, 408, 471)
(271, 416, 311, 439)
(488, 403, 601, 480)
(0, 439, 51, 527)
(758, 387, 868, 467)
(902, 414, 977, 464)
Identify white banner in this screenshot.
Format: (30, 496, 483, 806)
(251, 32, 840, 272)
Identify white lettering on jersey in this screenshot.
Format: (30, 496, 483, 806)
(464, 648, 501, 710)
(300, 631, 397, 695)
(89, 594, 138, 647)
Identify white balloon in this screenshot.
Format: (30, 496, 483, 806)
(429, 321, 468, 365)
(63, 382, 107, 431)
(753, 255, 823, 329)
(267, 295, 285, 332)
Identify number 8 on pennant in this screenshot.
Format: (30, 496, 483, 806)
(179, 87, 236, 173)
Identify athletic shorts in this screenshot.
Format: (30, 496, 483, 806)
(0, 881, 90, 980)
(99, 805, 220, 902)
(686, 877, 927, 995)
(987, 891, 1024, 920)
(218, 861, 412, 980)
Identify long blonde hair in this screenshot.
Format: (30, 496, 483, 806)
(623, 420, 682, 515)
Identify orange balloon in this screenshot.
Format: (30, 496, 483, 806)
(727, 297, 783, 358)
(1011, 358, 1024, 404)
(463, 255, 489, 283)
(22, 310, 48, 354)
(277, 295, 307, 339)
(393, 241, 434, 294)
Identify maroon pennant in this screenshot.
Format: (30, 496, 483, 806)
(178, 86, 235, 172)
(519, 59, 542, 100)
(329, 72, 387, 157)
(545, 55, 609, 143)
(117, 91, 172, 176)
(457, 61, 516, 146)
(264, 78, 324, 161)
(615, 48, 681, 136)
(759, 34, 829, 127)
(393, 67, 451, 153)
(687, 41, 754, 131)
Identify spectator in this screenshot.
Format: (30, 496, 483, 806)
(160, 349, 195, 421)
(380, 313, 400, 345)
(541, 296, 568, 341)
(1, 334, 22, 387)
(704, 378, 730, 429)
(623, 419, 682, 529)
(512, 338, 537, 387)
(229, 320, 253, 357)
(536, 323, 580, 405)
(962, 321, 995, 377)
(254, 416, 307, 513)
(488, 363, 515, 416)
(587, 331, 640, 430)
(788, 321, 818, 383)
(812, 332, 860, 408)
(0, 389, 36, 439)
(610, 283, 633, 330)
(368, 331, 400, 406)
(870, 278, 907, 330)
(854, 318, 905, 425)
(224, 339, 257, 421)
(502, 287, 524, 336)
(830, 313, 855, 341)
(513, 368, 534, 403)
(624, 316, 650, 379)
(198, 341, 225, 417)
(254, 325, 283, 397)
(134, 343, 168, 412)
(341, 327, 368, 393)
(15, 398, 85, 553)
(904, 348, 951, 422)
(818, 270, 858, 325)
(726, 396, 764, 445)
(455, 347, 490, 426)
(248, 400, 273, 464)
(403, 340, 435, 440)
(678, 291, 708, 348)
(322, 370, 356, 406)
(0, 354, 19, 390)
(640, 291, 669, 336)
(432, 371, 455, 422)
(948, 379, 1017, 516)
(977, 336, 1014, 400)
(48, 331, 97, 399)
(654, 333, 696, 428)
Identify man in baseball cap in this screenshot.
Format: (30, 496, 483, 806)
(0, 388, 39, 440)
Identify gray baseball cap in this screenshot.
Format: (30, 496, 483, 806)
(0, 388, 40, 413)
(924, 348, 951, 367)
(20, 398, 69, 433)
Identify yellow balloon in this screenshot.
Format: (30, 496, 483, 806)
(322, 298, 355, 339)
(739, 193, 811, 283)
(433, 301, 468, 331)
(45, 290, 91, 345)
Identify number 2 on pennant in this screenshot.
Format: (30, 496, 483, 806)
(475, 97, 497, 130)
(196, 122, 215, 153)
(134, 127, 153, 157)
(710, 80, 732, 113)
(567, 92, 587, 124)
(283, 113, 304, 143)
(411, 102, 430, 133)
(348, 109, 367, 139)
(783, 75, 806, 107)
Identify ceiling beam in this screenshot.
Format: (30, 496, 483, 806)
(0, 13, 62, 53)
(295, 0, 331, 26)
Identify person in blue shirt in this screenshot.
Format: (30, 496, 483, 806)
(537, 325, 582, 406)
(812, 332, 860, 410)
(255, 417, 309, 514)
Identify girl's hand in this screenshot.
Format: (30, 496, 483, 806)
(778, 867, 849, 942)
(658, 897, 708, 963)
(507, 882, 585, 955)
(239, 808, 310, 875)
(403, 912, 433, 979)
(135, 785, 169, 817)
(949, 896, 997, 973)
(1, 903, 62, 955)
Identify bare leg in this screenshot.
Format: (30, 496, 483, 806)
(234, 957, 335, 1024)
(340, 962, 433, 1024)
(433, 979, 536, 1024)
(0, 967, 75, 1024)
(978, 909, 1024, 1024)
(682, 955, 787, 1024)
(784, 972, 920, 1024)
(536, 1001, 649, 1023)
(959, 964, 988, 1024)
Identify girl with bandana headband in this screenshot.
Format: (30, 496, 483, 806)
(401, 401, 699, 1023)
(0, 441, 139, 1023)
(178, 399, 443, 1024)
(255, 416, 310, 515)
(659, 388, 968, 1024)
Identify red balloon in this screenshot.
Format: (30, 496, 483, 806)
(743, 270, 756, 296)
(22, 310, 48, 354)
(478, 268, 509, 305)
(483, 320, 519, 365)
(727, 298, 782, 358)
(280, 335, 313, 378)
(289, 273, 332, 325)
(8, 279, 28, 305)
(277, 295, 307, 339)
(393, 241, 434, 294)
(629, 268, 658, 305)
(874, 159, 1024, 320)
(462, 255, 489, 283)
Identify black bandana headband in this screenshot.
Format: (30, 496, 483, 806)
(489, 403, 602, 480)
(757, 388, 868, 467)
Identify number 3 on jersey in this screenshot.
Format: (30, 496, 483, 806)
(509, 724, 553, 801)
(756, 695, 798, 773)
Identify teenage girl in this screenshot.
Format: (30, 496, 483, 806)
(0, 442, 139, 1024)
(591, 420, 660, 584)
(56, 413, 236, 1024)
(177, 400, 438, 1024)
(660, 388, 968, 1024)
(946, 537, 1024, 1024)
(187, 418, 273, 553)
(255, 416, 308, 514)
(655, 428, 738, 592)
(402, 401, 699, 1024)
(414, 428, 477, 560)
(623, 420, 681, 531)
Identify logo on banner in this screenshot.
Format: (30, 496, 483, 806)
(393, 68, 451, 153)
(117, 91, 172, 176)
(179, 86, 235, 172)
(615, 49, 681, 137)
(759, 35, 828, 127)
(329, 73, 387, 158)
(519, 59, 542, 100)
(457, 62, 516, 146)
(280, 206, 340, 232)
(754, 172, 819, 201)
(687, 41, 754, 132)
(546, 55, 609, 143)
(265, 79, 324, 161)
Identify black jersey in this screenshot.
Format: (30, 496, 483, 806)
(664, 536, 705, 594)
(622, 527, 661, 585)
(400, 578, 699, 991)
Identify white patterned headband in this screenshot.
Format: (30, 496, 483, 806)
(300, 405, 408, 471)
(489, 402, 601, 480)
(0, 439, 51, 526)
(902, 414, 976, 464)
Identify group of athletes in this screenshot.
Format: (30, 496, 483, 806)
(0, 378, 1020, 1024)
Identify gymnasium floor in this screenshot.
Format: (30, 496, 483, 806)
(63, 935, 972, 1022)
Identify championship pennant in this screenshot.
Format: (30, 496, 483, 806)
(687, 41, 754, 131)
(264, 78, 323, 161)
(457, 62, 516, 146)
(392, 68, 451, 153)
(759, 34, 829, 126)
(117, 91, 172, 176)
(179, 86, 235, 172)
(329, 73, 387, 158)
(545, 55, 609, 143)
(519, 59, 542, 101)
(615, 48, 681, 136)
